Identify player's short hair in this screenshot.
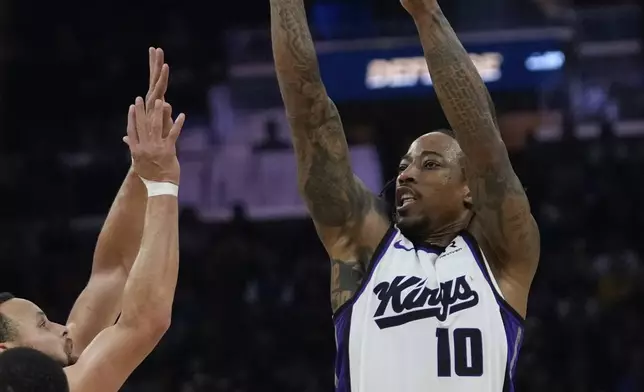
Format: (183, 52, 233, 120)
(431, 129, 466, 175)
(378, 128, 465, 210)
(0, 293, 17, 343)
(432, 128, 457, 139)
(0, 347, 69, 392)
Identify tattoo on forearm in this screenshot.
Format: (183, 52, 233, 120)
(414, 6, 539, 265)
(473, 166, 536, 261)
(416, 7, 502, 164)
(270, 0, 386, 229)
(270, 0, 324, 117)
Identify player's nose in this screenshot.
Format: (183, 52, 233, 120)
(397, 166, 418, 185)
(57, 323, 69, 338)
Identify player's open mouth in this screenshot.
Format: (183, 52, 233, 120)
(65, 338, 73, 356)
(396, 186, 418, 210)
(400, 195, 415, 207)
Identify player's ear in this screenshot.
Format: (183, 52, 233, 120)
(462, 184, 473, 209)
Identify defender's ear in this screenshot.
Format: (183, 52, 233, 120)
(463, 184, 473, 208)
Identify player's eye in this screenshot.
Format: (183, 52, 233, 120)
(38, 320, 46, 328)
(398, 164, 408, 173)
(424, 161, 439, 169)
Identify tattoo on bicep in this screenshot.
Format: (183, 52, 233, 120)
(302, 118, 357, 226)
(474, 165, 537, 261)
(475, 165, 525, 207)
(330, 259, 365, 313)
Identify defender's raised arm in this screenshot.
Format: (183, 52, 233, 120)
(270, 0, 390, 312)
(403, 0, 539, 315)
(66, 48, 172, 357)
(64, 99, 184, 392)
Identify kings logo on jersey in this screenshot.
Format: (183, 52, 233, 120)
(372, 275, 479, 329)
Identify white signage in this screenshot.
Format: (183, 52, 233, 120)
(365, 52, 504, 90)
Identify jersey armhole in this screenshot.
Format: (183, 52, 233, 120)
(460, 231, 525, 325)
(332, 225, 398, 320)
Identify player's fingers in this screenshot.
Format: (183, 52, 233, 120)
(163, 102, 172, 118)
(152, 48, 164, 88)
(162, 102, 173, 138)
(134, 97, 148, 142)
(148, 47, 156, 88)
(156, 48, 164, 71)
(151, 64, 169, 102)
(148, 48, 163, 92)
(151, 99, 164, 140)
(126, 104, 138, 145)
(167, 113, 186, 144)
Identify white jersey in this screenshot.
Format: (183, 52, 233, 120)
(333, 226, 524, 392)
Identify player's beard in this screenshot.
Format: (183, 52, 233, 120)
(395, 211, 431, 242)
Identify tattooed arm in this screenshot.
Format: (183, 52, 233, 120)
(270, 0, 390, 312)
(403, 1, 539, 312)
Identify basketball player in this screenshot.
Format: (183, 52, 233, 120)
(0, 47, 169, 361)
(0, 347, 70, 392)
(270, 0, 540, 390)
(0, 51, 186, 390)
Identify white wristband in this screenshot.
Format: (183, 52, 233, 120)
(140, 178, 179, 198)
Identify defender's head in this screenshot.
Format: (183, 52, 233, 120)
(0, 293, 75, 367)
(0, 347, 70, 392)
(395, 130, 472, 240)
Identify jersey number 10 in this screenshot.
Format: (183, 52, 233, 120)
(436, 328, 483, 377)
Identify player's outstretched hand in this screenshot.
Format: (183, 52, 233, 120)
(124, 97, 185, 184)
(146, 47, 168, 110)
(145, 47, 174, 138)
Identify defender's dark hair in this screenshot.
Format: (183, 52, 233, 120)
(0, 347, 69, 392)
(0, 293, 16, 343)
(0, 293, 14, 305)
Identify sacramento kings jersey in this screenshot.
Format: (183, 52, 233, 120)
(333, 226, 524, 392)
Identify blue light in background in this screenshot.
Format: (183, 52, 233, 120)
(525, 51, 566, 71)
(311, 1, 374, 40)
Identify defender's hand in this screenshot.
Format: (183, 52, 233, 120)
(146, 47, 168, 109)
(145, 47, 173, 137)
(124, 98, 185, 184)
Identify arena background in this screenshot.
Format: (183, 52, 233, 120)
(1, 0, 643, 390)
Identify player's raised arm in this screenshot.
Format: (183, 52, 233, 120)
(402, 0, 539, 305)
(66, 48, 173, 358)
(64, 99, 184, 392)
(270, 0, 391, 312)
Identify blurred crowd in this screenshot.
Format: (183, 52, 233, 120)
(1, 0, 644, 391)
(2, 123, 644, 392)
